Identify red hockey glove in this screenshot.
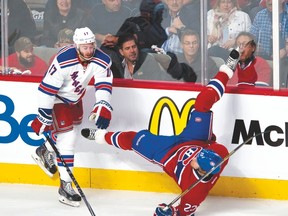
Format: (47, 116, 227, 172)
(89, 100, 112, 129)
(31, 108, 53, 135)
(154, 203, 177, 216)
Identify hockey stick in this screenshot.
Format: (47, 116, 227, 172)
(164, 131, 268, 211)
(44, 135, 96, 216)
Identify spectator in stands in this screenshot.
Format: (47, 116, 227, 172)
(176, 29, 219, 83)
(0, 0, 37, 55)
(0, 37, 48, 76)
(250, 0, 286, 60)
(209, 0, 261, 11)
(247, 0, 264, 22)
(102, 0, 167, 50)
(161, 0, 200, 54)
(47, 28, 74, 65)
(115, 33, 172, 80)
(228, 31, 271, 87)
(207, 0, 251, 60)
(115, 33, 197, 82)
(164, 57, 198, 82)
(45, 0, 97, 13)
(41, 0, 89, 47)
(54, 28, 74, 48)
(101, 0, 168, 77)
(239, 0, 262, 15)
(86, 0, 131, 45)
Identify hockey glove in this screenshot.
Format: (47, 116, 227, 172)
(154, 203, 177, 216)
(89, 100, 112, 129)
(151, 45, 166, 54)
(31, 108, 53, 135)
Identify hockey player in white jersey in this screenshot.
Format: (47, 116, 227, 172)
(31, 27, 113, 207)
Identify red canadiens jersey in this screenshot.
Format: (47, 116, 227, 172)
(227, 56, 271, 87)
(3, 53, 48, 76)
(162, 141, 229, 216)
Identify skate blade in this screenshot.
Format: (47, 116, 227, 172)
(58, 196, 80, 207)
(31, 154, 54, 178)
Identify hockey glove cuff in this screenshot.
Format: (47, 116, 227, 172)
(31, 108, 53, 135)
(89, 100, 113, 129)
(154, 203, 177, 216)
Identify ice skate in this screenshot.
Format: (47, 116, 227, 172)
(58, 180, 81, 207)
(225, 48, 240, 71)
(32, 143, 57, 177)
(81, 128, 108, 145)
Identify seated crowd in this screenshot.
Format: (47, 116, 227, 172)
(1, 0, 287, 88)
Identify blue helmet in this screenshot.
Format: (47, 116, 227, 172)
(197, 149, 223, 174)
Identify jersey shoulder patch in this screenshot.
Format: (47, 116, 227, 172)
(56, 45, 78, 69)
(91, 48, 112, 69)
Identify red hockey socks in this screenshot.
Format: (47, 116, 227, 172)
(105, 131, 137, 150)
(194, 72, 229, 112)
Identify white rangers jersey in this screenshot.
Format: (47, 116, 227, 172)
(37, 45, 113, 110)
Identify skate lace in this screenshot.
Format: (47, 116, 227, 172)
(226, 56, 236, 66)
(226, 55, 238, 71)
(44, 150, 55, 168)
(226, 49, 239, 69)
(63, 182, 77, 195)
(88, 129, 96, 140)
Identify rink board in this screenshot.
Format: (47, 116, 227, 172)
(0, 80, 288, 199)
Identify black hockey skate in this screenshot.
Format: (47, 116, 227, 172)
(32, 143, 57, 177)
(225, 49, 240, 71)
(58, 180, 81, 207)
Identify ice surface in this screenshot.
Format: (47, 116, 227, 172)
(0, 183, 287, 216)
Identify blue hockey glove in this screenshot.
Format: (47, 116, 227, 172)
(154, 203, 177, 216)
(89, 100, 112, 129)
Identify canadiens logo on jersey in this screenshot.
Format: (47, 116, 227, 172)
(175, 146, 202, 184)
(178, 146, 202, 166)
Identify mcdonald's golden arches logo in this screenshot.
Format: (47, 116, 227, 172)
(149, 96, 196, 135)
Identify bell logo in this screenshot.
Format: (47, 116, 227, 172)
(0, 94, 43, 146)
(148, 96, 196, 135)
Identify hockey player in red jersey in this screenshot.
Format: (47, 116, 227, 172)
(31, 27, 113, 207)
(82, 49, 240, 215)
